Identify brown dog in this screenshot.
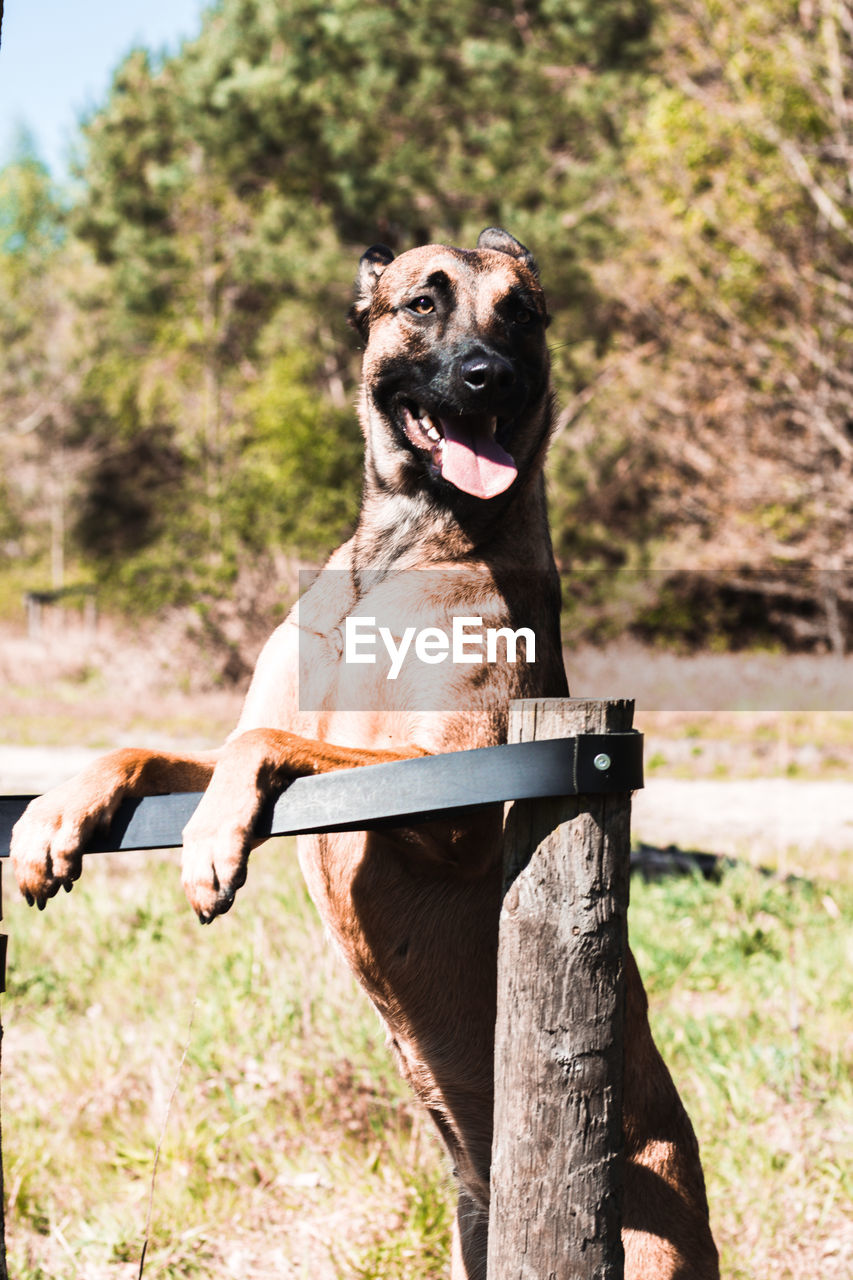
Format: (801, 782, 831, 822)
(12, 229, 719, 1278)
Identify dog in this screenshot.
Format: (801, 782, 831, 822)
(12, 228, 719, 1279)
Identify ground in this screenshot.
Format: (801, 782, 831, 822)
(0, 619, 851, 1278)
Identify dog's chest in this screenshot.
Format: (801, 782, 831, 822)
(295, 821, 503, 1033)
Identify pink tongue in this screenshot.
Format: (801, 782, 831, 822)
(439, 417, 517, 499)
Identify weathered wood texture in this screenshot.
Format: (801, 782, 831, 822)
(487, 698, 633, 1280)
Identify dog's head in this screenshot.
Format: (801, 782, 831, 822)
(350, 228, 552, 504)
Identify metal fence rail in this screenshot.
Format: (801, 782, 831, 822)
(0, 732, 642, 856)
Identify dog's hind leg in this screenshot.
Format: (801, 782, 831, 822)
(12, 747, 220, 907)
(622, 950, 720, 1279)
(451, 1190, 488, 1280)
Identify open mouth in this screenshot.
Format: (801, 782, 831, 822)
(399, 401, 518, 500)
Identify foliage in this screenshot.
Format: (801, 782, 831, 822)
(1, 0, 650, 635)
(1, 0, 852, 651)
(552, 0, 853, 649)
(0, 138, 91, 588)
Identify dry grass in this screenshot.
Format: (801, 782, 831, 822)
(4, 851, 851, 1279)
(1, 622, 852, 1276)
(633, 865, 853, 1280)
(569, 639, 853, 717)
(3, 850, 453, 1279)
(3, 620, 853, 766)
(0, 621, 242, 750)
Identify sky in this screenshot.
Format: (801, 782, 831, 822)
(0, 0, 210, 178)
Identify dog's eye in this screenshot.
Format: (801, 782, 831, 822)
(407, 296, 435, 315)
(511, 304, 534, 326)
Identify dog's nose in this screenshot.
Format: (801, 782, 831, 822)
(460, 352, 515, 397)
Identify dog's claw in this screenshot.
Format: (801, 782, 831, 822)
(10, 785, 96, 908)
(194, 887, 235, 926)
(181, 818, 250, 923)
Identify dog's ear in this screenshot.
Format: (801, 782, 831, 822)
(476, 227, 538, 278)
(348, 244, 396, 338)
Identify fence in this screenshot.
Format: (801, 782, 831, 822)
(23, 585, 98, 641)
(0, 696, 642, 1278)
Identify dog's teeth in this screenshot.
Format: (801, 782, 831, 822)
(426, 424, 441, 441)
(489, 416, 498, 437)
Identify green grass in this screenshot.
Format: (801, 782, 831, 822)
(3, 847, 452, 1278)
(3, 849, 851, 1277)
(631, 865, 853, 1278)
(638, 710, 853, 781)
(0, 681, 238, 750)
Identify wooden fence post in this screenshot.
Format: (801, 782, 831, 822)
(487, 698, 633, 1280)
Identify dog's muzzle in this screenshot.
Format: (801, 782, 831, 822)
(399, 402, 517, 499)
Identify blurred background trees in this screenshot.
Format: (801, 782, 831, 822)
(0, 0, 850, 659)
(558, 0, 853, 651)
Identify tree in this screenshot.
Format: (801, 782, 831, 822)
(551, 0, 853, 650)
(60, 0, 652, 623)
(0, 137, 91, 592)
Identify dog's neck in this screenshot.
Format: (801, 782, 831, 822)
(353, 383, 558, 573)
(352, 465, 554, 573)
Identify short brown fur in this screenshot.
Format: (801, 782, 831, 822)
(12, 230, 718, 1279)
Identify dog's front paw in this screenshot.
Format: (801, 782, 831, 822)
(180, 817, 250, 924)
(11, 788, 89, 908)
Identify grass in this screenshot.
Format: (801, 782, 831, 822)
(0, 676, 238, 750)
(3, 847, 851, 1277)
(3, 848, 453, 1279)
(638, 710, 853, 780)
(631, 865, 853, 1278)
(1, 634, 851, 1274)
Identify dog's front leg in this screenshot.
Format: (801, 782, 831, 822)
(181, 727, 429, 922)
(12, 748, 219, 908)
(451, 1190, 488, 1280)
